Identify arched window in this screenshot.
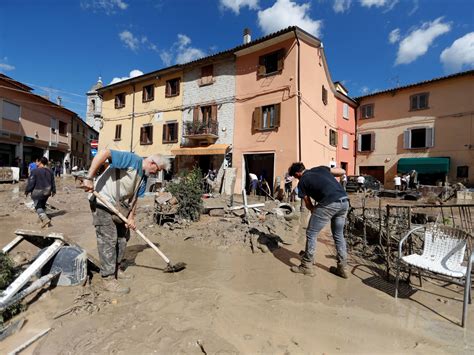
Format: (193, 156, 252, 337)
(91, 99, 96, 112)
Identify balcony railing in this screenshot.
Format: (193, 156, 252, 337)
(183, 120, 218, 141)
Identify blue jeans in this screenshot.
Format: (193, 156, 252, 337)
(304, 200, 349, 265)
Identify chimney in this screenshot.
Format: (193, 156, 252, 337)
(56, 96, 62, 106)
(243, 28, 251, 44)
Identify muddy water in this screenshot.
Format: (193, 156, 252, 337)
(0, 180, 473, 354)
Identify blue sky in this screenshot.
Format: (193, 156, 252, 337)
(1, 0, 473, 118)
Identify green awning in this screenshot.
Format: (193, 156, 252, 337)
(397, 157, 450, 174)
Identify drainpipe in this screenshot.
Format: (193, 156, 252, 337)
(294, 29, 302, 162)
(130, 84, 136, 152)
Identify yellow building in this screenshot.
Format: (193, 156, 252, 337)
(97, 67, 183, 170)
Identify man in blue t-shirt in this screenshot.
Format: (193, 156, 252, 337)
(288, 162, 349, 279)
(81, 149, 170, 294)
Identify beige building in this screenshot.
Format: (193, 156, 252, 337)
(356, 70, 474, 187)
(97, 66, 183, 178)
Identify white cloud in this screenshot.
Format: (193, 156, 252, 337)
(389, 28, 400, 44)
(119, 30, 140, 51)
(257, 0, 323, 37)
(408, 0, 419, 16)
(360, 86, 370, 95)
(159, 34, 206, 66)
(395, 17, 451, 65)
(440, 32, 474, 73)
(109, 69, 143, 84)
(360, 0, 395, 8)
(220, 0, 259, 14)
(0, 63, 15, 72)
(333, 0, 352, 13)
(80, 0, 128, 15)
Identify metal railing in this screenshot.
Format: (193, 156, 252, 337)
(183, 120, 218, 137)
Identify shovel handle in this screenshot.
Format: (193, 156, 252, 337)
(92, 191, 170, 264)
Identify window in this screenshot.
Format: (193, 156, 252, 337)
(140, 125, 153, 145)
(329, 129, 337, 147)
(75, 141, 78, 151)
(114, 124, 122, 140)
(322, 85, 328, 105)
(257, 49, 284, 77)
(342, 134, 349, 149)
(403, 127, 434, 149)
(410, 93, 429, 111)
(2, 101, 20, 121)
(201, 106, 212, 125)
(199, 65, 214, 86)
(51, 118, 57, 133)
(76, 123, 80, 133)
(358, 133, 374, 152)
(162, 122, 178, 143)
(165, 78, 180, 97)
(91, 99, 96, 112)
(360, 104, 374, 119)
(343, 103, 349, 119)
(59, 121, 67, 135)
(115, 93, 126, 109)
(457, 166, 469, 178)
(142, 84, 154, 102)
(252, 104, 281, 132)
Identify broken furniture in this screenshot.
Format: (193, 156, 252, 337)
(0, 229, 99, 312)
(395, 224, 473, 327)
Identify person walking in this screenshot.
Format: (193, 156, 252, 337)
(340, 173, 347, 191)
(249, 172, 258, 196)
(81, 149, 170, 294)
(25, 157, 55, 228)
(55, 160, 62, 177)
(288, 162, 349, 278)
(357, 175, 365, 193)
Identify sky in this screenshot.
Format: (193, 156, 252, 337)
(1, 0, 473, 118)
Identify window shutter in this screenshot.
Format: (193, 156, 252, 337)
(140, 127, 146, 144)
(193, 106, 200, 123)
(426, 127, 434, 147)
(211, 104, 217, 122)
(343, 134, 348, 149)
(274, 103, 281, 128)
(149, 126, 153, 144)
(343, 103, 349, 119)
(258, 55, 266, 76)
(252, 107, 261, 132)
(410, 96, 417, 110)
(403, 129, 410, 149)
(357, 134, 362, 152)
(277, 49, 285, 71)
(370, 133, 375, 151)
(176, 79, 180, 96)
(162, 124, 168, 142)
(335, 131, 338, 146)
(173, 123, 178, 141)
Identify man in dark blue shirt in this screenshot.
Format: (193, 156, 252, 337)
(288, 162, 349, 278)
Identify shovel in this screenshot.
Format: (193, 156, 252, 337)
(92, 191, 186, 273)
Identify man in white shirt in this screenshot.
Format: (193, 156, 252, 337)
(394, 175, 401, 190)
(357, 175, 365, 193)
(249, 172, 258, 196)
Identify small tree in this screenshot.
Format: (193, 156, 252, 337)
(166, 166, 203, 221)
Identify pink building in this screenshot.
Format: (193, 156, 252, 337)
(334, 82, 357, 175)
(0, 74, 74, 174)
(233, 27, 340, 194)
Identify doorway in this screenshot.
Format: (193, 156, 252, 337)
(243, 153, 275, 195)
(359, 166, 385, 183)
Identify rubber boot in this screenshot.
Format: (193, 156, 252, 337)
(290, 258, 314, 276)
(102, 276, 130, 294)
(329, 263, 348, 279)
(39, 213, 51, 228)
(117, 268, 134, 280)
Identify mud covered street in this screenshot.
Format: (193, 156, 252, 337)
(1, 178, 473, 354)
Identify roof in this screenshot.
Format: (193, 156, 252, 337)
(89, 77, 103, 92)
(98, 26, 321, 92)
(355, 70, 474, 101)
(0, 74, 33, 91)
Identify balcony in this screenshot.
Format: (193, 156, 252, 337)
(183, 120, 218, 144)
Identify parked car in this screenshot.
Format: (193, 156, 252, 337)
(345, 175, 383, 192)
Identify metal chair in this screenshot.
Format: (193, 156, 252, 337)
(395, 224, 474, 327)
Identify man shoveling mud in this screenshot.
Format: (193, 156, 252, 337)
(288, 162, 349, 278)
(81, 149, 170, 294)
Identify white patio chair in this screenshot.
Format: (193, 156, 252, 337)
(395, 224, 474, 327)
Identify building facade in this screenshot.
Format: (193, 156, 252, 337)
(356, 70, 474, 187)
(173, 54, 235, 173)
(71, 115, 99, 170)
(334, 82, 357, 175)
(0, 74, 74, 176)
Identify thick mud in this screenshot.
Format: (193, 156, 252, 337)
(0, 179, 473, 354)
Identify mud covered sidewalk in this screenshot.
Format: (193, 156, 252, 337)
(0, 179, 473, 354)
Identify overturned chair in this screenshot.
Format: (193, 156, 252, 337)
(395, 224, 474, 327)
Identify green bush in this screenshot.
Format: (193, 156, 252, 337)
(166, 166, 203, 221)
(0, 252, 24, 327)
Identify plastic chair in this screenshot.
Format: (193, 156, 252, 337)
(395, 224, 474, 327)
